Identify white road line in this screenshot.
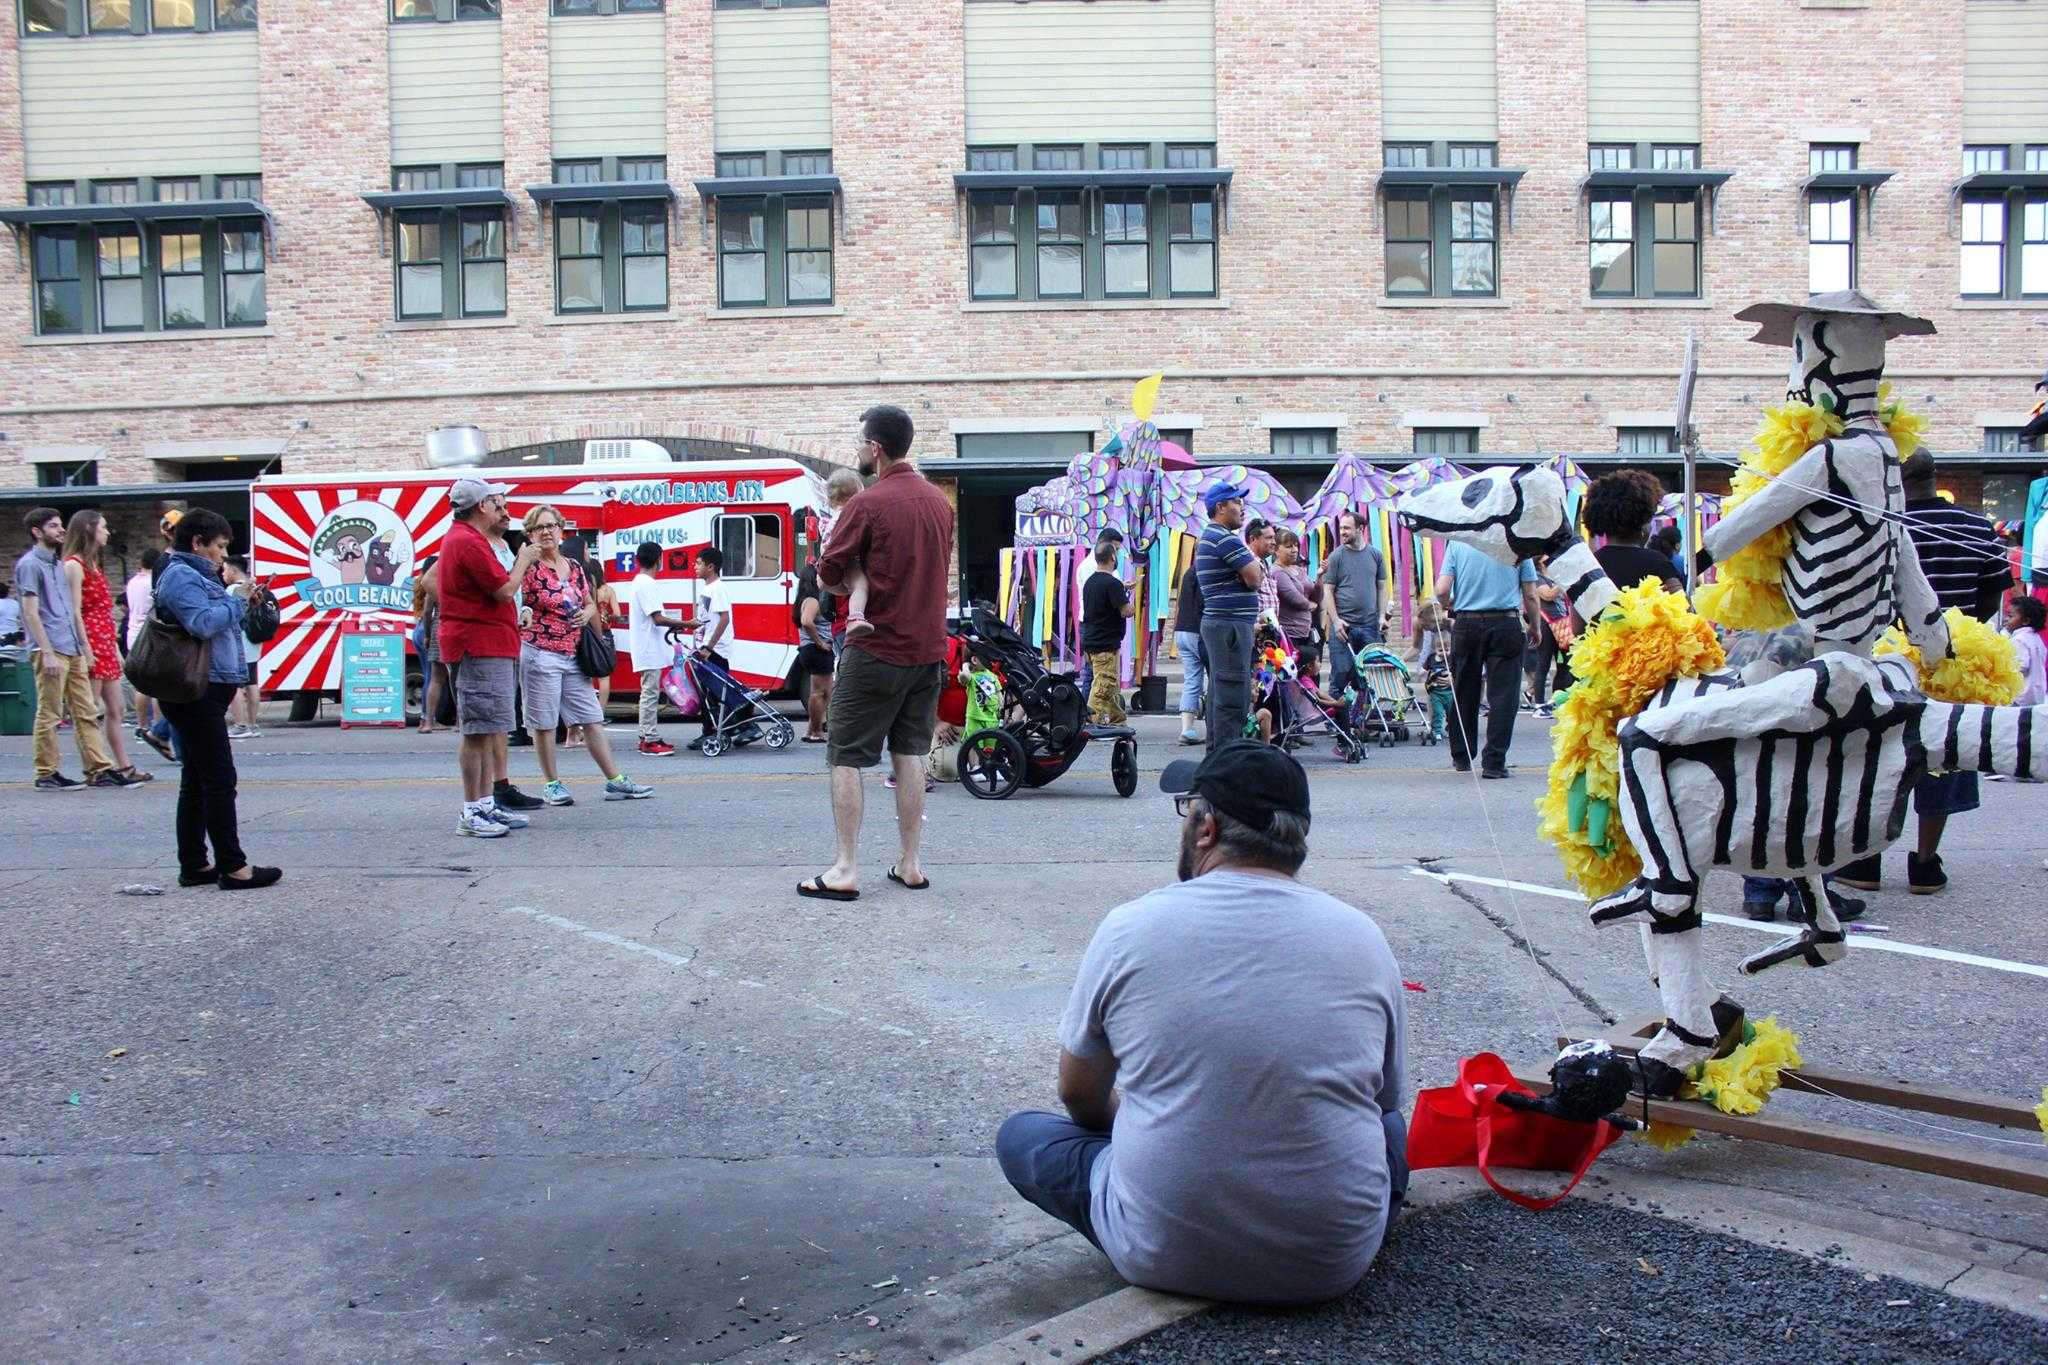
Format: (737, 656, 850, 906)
(1408, 868, 2048, 982)
(499, 905, 931, 1043)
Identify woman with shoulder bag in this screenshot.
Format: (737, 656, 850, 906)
(517, 505, 649, 806)
(151, 509, 281, 890)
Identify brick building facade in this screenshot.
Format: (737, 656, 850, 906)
(2, 0, 2044, 593)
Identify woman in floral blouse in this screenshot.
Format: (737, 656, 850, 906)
(517, 505, 651, 806)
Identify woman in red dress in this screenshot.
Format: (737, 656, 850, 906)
(62, 510, 149, 781)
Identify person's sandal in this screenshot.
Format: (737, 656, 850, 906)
(797, 875, 858, 901)
(887, 867, 930, 891)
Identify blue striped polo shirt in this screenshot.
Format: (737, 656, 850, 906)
(1196, 521, 1258, 621)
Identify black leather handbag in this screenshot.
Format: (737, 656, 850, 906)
(574, 622, 616, 679)
(243, 585, 281, 644)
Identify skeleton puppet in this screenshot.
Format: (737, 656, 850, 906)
(1398, 293, 2043, 1094)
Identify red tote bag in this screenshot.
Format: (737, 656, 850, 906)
(1406, 1052, 1623, 1211)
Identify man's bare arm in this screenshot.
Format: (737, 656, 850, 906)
(1058, 1048, 1119, 1133)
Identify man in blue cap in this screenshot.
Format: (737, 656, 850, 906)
(994, 743, 1409, 1304)
(1193, 480, 1263, 753)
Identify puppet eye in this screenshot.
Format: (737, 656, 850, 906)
(1460, 477, 1495, 509)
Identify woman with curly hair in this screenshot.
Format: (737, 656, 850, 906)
(1582, 470, 1683, 594)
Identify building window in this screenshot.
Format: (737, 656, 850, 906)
(28, 181, 77, 206)
(553, 0, 661, 12)
(1961, 198, 2006, 297)
(158, 226, 206, 328)
(965, 143, 1219, 303)
(718, 202, 766, 307)
(1168, 189, 1216, 296)
(1963, 145, 2010, 175)
(391, 0, 496, 20)
(1588, 143, 1703, 300)
(1271, 429, 1336, 457)
(88, 0, 131, 31)
(221, 222, 266, 325)
(31, 230, 82, 334)
(156, 177, 201, 203)
(96, 230, 143, 331)
(219, 173, 262, 200)
(1807, 144, 1857, 294)
(1984, 428, 2024, 454)
(92, 179, 139, 205)
(389, 164, 506, 320)
(969, 195, 1018, 300)
(715, 152, 765, 180)
(784, 150, 832, 176)
(1811, 144, 1855, 174)
(1382, 143, 1501, 299)
(37, 459, 99, 488)
(547, 157, 669, 315)
(1035, 193, 1084, 298)
(783, 198, 832, 304)
(1617, 427, 1674, 456)
(1413, 428, 1478, 456)
(23, 0, 253, 32)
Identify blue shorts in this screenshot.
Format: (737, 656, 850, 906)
(1914, 770, 1979, 818)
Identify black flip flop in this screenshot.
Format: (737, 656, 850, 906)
(801, 735, 827, 743)
(797, 875, 859, 902)
(887, 867, 931, 891)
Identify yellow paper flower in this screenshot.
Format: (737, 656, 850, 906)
(1876, 608, 2023, 706)
(2035, 1086, 2047, 1144)
(1696, 1017, 1803, 1116)
(1540, 581, 1725, 897)
(1697, 389, 1925, 633)
(1639, 1120, 1697, 1152)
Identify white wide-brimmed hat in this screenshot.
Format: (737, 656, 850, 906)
(1734, 289, 1936, 347)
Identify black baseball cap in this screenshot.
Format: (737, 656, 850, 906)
(1159, 741, 1311, 832)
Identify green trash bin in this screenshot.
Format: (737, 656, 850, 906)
(0, 648, 35, 736)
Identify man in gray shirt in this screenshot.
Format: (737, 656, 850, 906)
(1319, 509, 1386, 692)
(996, 743, 1409, 1305)
(15, 506, 118, 790)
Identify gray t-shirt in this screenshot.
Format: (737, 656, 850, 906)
(1059, 869, 1408, 1304)
(1318, 544, 1384, 630)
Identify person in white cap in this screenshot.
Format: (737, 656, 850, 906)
(438, 477, 539, 838)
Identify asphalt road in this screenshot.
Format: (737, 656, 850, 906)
(2, 702, 2044, 1363)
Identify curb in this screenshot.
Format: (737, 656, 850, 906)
(938, 1284, 1208, 1365)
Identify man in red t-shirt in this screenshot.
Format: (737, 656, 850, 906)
(437, 477, 538, 839)
(799, 405, 955, 901)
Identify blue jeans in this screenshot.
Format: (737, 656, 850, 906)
(1174, 629, 1207, 717)
(150, 712, 184, 762)
(996, 1108, 1411, 1253)
(996, 1111, 1110, 1249)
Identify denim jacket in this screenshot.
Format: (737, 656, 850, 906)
(155, 551, 249, 684)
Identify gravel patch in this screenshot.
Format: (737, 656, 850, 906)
(1098, 1198, 2048, 1364)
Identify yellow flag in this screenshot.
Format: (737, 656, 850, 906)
(1131, 372, 1163, 423)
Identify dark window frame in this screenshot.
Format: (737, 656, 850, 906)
(1617, 427, 1674, 456)
(36, 458, 99, 487)
(1959, 140, 2047, 301)
(1380, 141, 1500, 299)
(390, 0, 497, 23)
(708, 150, 835, 310)
(551, 0, 661, 13)
(1587, 140, 1704, 300)
(548, 155, 671, 316)
(27, 191, 267, 338)
(1983, 427, 2024, 454)
(964, 141, 1220, 303)
(1270, 428, 1336, 457)
(1412, 428, 1479, 456)
(388, 161, 509, 321)
(23, 0, 254, 36)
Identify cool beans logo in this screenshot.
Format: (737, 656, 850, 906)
(295, 500, 416, 613)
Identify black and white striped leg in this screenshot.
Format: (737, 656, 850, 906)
(1739, 877, 1847, 975)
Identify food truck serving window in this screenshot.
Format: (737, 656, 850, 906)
(715, 513, 782, 579)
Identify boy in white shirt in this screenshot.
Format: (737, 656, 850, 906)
(625, 541, 686, 757)
(689, 547, 736, 750)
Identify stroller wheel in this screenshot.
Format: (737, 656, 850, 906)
(700, 733, 729, 758)
(959, 727, 1025, 800)
(764, 719, 794, 749)
(1110, 737, 1138, 798)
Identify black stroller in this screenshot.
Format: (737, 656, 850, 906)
(953, 604, 1138, 800)
(682, 650, 796, 757)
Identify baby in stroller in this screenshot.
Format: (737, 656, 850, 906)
(1414, 600, 1453, 743)
(1250, 619, 1366, 760)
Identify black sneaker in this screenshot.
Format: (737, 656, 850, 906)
(1906, 852, 1947, 896)
(89, 770, 146, 789)
(34, 773, 84, 792)
(493, 782, 544, 811)
(508, 729, 534, 748)
(1832, 855, 1881, 893)
(1742, 900, 1778, 922)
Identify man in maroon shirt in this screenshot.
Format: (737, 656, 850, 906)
(800, 404, 956, 900)
(437, 477, 539, 839)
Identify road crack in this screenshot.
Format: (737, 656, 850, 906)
(1425, 862, 1614, 1026)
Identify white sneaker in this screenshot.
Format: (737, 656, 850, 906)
(484, 802, 530, 829)
(458, 809, 508, 838)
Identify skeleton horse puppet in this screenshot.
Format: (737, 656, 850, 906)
(1399, 290, 2045, 1108)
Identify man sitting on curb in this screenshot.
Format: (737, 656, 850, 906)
(995, 742, 1410, 1305)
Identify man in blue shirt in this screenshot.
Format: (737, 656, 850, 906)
(1433, 540, 1538, 778)
(1194, 482, 1264, 755)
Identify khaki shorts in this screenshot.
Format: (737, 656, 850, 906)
(522, 643, 604, 729)
(826, 647, 942, 769)
(450, 655, 516, 736)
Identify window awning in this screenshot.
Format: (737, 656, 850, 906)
(360, 188, 517, 256)
(1577, 169, 1735, 234)
(0, 197, 279, 259)
(1946, 170, 2048, 236)
(948, 167, 1234, 236)
(524, 180, 679, 206)
(1799, 169, 1893, 233)
(1375, 167, 1530, 230)
(693, 175, 846, 243)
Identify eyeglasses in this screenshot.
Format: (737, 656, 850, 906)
(1173, 794, 1199, 818)
(531, 521, 563, 533)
